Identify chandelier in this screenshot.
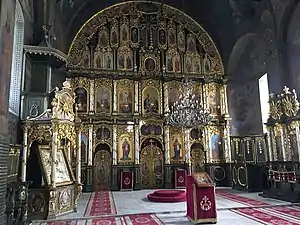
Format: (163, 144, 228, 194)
(166, 77, 211, 129)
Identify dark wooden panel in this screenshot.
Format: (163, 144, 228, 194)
(206, 163, 231, 187)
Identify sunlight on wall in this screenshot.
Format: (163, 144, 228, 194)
(259, 73, 270, 134)
(9, 0, 24, 116)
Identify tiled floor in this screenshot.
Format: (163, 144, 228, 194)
(32, 187, 293, 225)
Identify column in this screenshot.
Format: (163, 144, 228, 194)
(163, 83, 169, 114)
(280, 126, 286, 161)
(76, 126, 82, 183)
(51, 124, 58, 188)
(267, 128, 273, 161)
(134, 125, 140, 164)
(205, 127, 212, 163)
(67, 141, 71, 161)
(134, 81, 139, 115)
(112, 125, 117, 165)
(20, 95, 25, 119)
(283, 126, 292, 161)
(21, 125, 28, 182)
(88, 125, 93, 166)
(89, 79, 95, 113)
(224, 125, 231, 162)
(271, 130, 278, 161)
(113, 80, 117, 114)
(222, 84, 229, 115)
(295, 124, 300, 162)
(21, 52, 27, 92)
(164, 126, 170, 164)
(47, 66, 52, 93)
(184, 129, 191, 174)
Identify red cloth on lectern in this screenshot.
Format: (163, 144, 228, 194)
(120, 171, 133, 191)
(174, 169, 187, 188)
(186, 174, 217, 224)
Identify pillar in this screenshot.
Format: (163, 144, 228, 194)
(221, 83, 229, 116)
(21, 125, 28, 182)
(113, 81, 117, 114)
(295, 125, 300, 162)
(205, 127, 212, 163)
(134, 81, 139, 115)
(224, 125, 231, 162)
(283, 126, 292, 162)
(134, 125, 140, 164)
(164, 126, 170, 164)
(51, 124, 58, 188)
(47, 66, 52, 93)
(76, 126, 82, 183)
(112, 125, 117, 165)
(266, 128, 273, 161)
(271, 129, 278, 161)
(163, 83, 169, 114)
(184, 129, 191, 174)
(20, 51, 27, 118)
(280, 126, 286, 161)
(89, 79, 95, 113)
(67, 141, 71, 162)
(88, 125, 93, 166)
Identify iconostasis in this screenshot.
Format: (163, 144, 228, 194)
(67, 2, 231, 189)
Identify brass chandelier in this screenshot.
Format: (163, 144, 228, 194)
(166, 77, 211, 129)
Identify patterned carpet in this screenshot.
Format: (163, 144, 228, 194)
(39, 214, 164, 225)
(36, 189, 300, 225)
(84, 191, 116, 217)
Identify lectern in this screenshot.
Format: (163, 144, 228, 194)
(186, 172, 217, 224)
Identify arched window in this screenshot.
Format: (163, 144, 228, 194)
(9, 0, 24, 116)
(258, 73, 270, 133)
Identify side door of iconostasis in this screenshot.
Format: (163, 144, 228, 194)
(93, 125, 112, 191)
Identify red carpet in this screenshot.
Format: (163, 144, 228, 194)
(89, 214, 164, 225)
(123, 214, 164, 225)
(231, 208, 300, 224)
(84, 191, 117, 217)
(147, 190, 186, 203)
(88, 216, 117, 225)
(216, 190, 269, 207)
(262, 206, 300, 220)
(39, 221, 77, 225)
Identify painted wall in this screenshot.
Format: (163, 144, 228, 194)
(287, 2, 300, 95)
(0, 0, 16, 223)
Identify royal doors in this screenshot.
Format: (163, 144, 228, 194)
(93, 146, 112, 190)
(140, 139, 164, 189)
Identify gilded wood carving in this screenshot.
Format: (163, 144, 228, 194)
(67, 2, 224, 75)
(64, 1, 230, 172)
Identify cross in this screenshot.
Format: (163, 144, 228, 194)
(283, 86, 290, 94)
(149, 139, 155, 148)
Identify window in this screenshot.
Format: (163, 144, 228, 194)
(258, 73, 270, 133)
(9, 0, 24, 116)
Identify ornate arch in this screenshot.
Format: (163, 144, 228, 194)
(67, 1, 224, 74)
